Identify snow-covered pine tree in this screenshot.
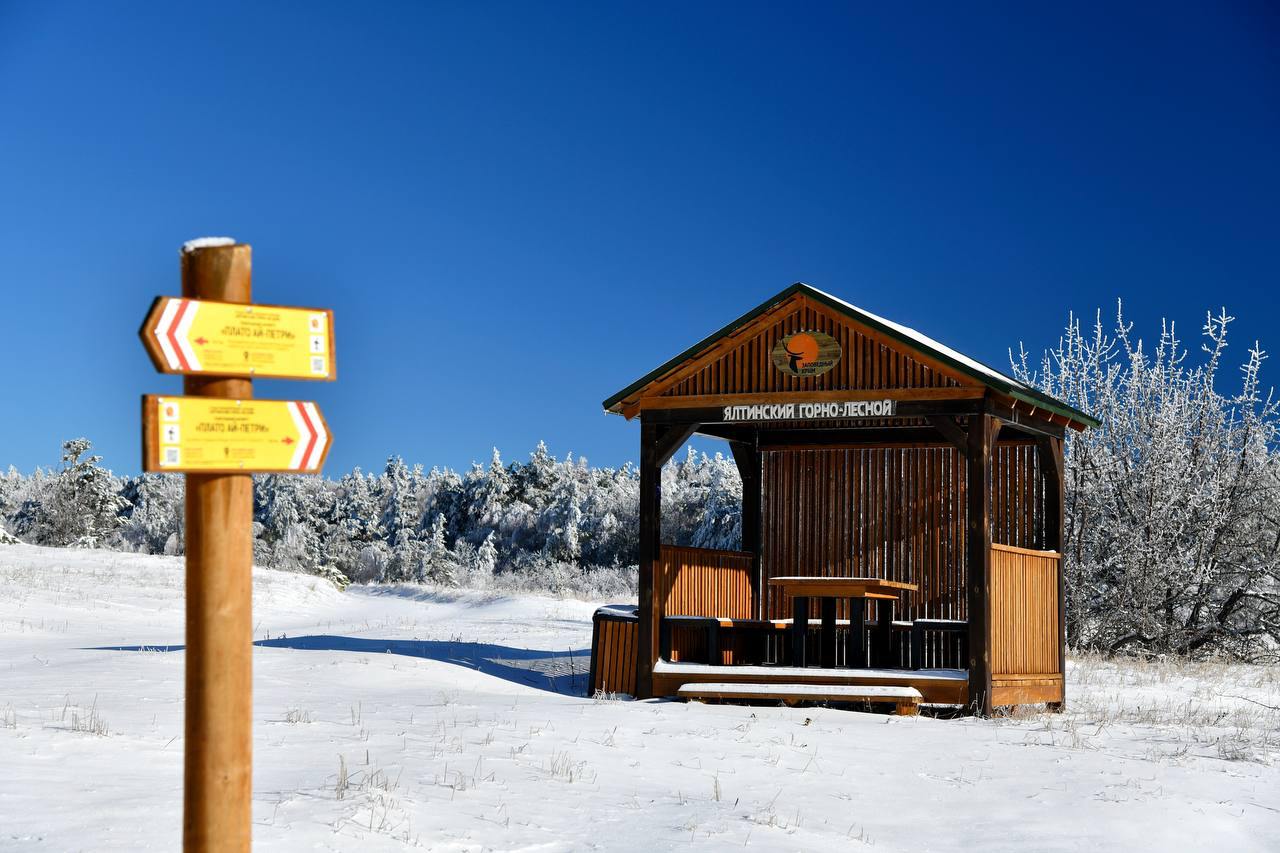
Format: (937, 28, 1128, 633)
(419, 512, 455, 584)
(461, 448, 510, 545)
(116, 473, 184, 554)
(23, 439, 126, 547)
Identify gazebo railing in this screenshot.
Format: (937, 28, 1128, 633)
(656, 545, 754, 664)
(989, 543, 1064, 705)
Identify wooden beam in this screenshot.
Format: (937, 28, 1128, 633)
(985, 398, 1067, 439)
(925, 415, 969, 454)
(729, 440, 763, 618)
(635, 417, 662, 699)
(759, 428, 946, 448)
(640, 398, 984, 425)
(638, 386, 984, 412)
(967, 414, 995, 716)
(694, 424, 754, 443)
(1036, 434, 1067, 712)
(654, 422, 699, 466)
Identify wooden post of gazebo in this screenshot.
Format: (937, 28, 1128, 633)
(966, 414, 997, 717)
(729, 440, 763, 617)
(636, 415, 697, 699)
(1037, 434, 1066, 711)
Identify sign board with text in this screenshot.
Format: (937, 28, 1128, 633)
(142, 395, 331, 474)
(139, 297, 335, 380)
(719, 399, 898, 422)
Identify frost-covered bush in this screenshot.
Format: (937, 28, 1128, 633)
(1015, 305, 1280, 661)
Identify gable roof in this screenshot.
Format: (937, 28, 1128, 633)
(603, 282, 1099, 428)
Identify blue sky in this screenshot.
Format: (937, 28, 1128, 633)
(1, 2, 1277, 476)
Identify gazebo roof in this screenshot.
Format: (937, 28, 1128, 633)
(602, 282, 1098, 429)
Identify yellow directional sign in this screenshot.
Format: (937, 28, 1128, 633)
(139, 297, 335, 380)
(142, 395, 331, 474)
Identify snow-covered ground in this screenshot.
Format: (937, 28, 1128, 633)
(1, 544, 1277, 852)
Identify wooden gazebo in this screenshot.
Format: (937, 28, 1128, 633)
(588, 283, 1097, 715)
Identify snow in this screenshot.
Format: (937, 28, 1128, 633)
(595, 603, 638, 618)
(3, 543, 1278, 851)
(181, 236, 236, 253)
(656, 659, 969, 682)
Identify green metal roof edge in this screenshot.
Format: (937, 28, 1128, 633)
(603, 282, 1100, 428)
(601, 282, 810, 412)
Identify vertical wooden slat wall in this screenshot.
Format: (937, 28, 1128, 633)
(758, 441, 1047, 669)
(651, 545, 754, 665)
(988, 545, 1061, 673)
(659, 303, 963, 399)
(654, 545, 754, 620)
(590, 615, 638, 696)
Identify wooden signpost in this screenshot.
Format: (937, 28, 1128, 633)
(139, 240, 335, 852)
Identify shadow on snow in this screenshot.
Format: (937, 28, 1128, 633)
(87, 635, 590, 695)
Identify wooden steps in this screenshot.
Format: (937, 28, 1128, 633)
(677, 682, 922, 715)
(653, 659, 968, 705)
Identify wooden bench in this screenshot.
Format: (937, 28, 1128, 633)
(909, 619, 968, 670)
(659, 616, 792, 664)
(677, 682, 922, 716)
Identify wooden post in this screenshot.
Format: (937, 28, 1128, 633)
(729, 440, 762, 618)
(1037, 434, 1067, 712)
(966, 413, 995, 716)
(635, 417, 661, 699)
(181, 243, 254, 853)
(791, 596, 809, 667)
(819, 597, 837, 668)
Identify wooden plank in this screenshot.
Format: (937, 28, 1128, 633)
(652, 667, 968, 705)
(768, 577, 917, 596)
(638, 387, 985, 411)
(992, 681, 1064, 706)
(678, 682, 921, 715)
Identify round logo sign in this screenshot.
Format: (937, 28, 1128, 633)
(771, 330, 842, 378)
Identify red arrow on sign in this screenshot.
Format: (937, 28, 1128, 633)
(284, 401, 328, 471)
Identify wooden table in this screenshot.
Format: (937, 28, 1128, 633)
(767, 577, 919, 668)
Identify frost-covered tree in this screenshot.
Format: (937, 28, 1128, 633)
(462, 448, 510, 544)
(116, 474, 184, 554)
(417, 512, 456, 584)
(0, 436, 749, 600)
(21, 439, 126, 547)
(1014, 304, 1280, 659)
(542, 474, 583, 563)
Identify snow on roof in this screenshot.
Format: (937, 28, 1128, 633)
(181, 236, 236, 253)
(803, 283, 1031, 393)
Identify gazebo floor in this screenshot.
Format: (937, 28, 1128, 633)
(652, 660, 969, 706)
